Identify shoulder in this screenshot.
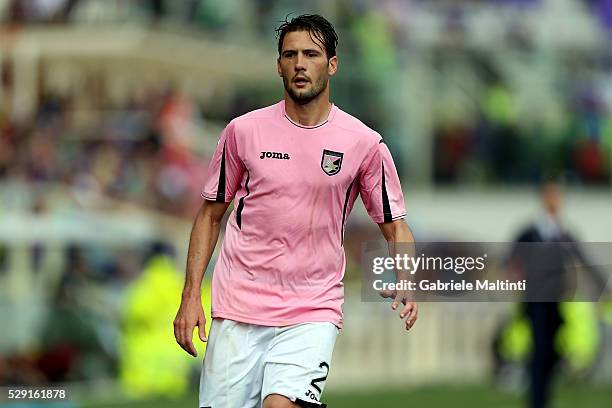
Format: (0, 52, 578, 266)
(515, 223, 539, 242)
(331, 106, 383, 146)
(229, 102, 280, 129)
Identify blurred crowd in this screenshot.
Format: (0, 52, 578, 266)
(432, 56, 612, 184)
(0, 86, 206, 217)
(1, 0, 611, 193)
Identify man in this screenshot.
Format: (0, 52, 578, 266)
(508, 182, 568, 408)
(510, 181, 601, 408)
(174, 14, 417, 408)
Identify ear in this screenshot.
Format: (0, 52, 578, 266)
(277, 57, 282, 77)
(328, 55, 338, 77)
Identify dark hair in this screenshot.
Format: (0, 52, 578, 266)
(275, 14, 338, 59)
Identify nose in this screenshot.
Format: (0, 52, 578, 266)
(295, 52, 306, 71)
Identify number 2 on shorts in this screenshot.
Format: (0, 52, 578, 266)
(309, 362, 330, 393)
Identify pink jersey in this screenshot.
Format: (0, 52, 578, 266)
(201, 100, 406, 328)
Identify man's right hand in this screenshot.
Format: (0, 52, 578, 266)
(173, 295, 207, 357)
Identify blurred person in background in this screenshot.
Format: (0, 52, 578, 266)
(38, 245, 113, 382)
(514, 181, 571, 408)
(120, 242, 196, 398)
(508, 180, 606, 408)
(173, 13, 417, 408)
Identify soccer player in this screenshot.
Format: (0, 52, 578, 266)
(174, 14, 417, 408)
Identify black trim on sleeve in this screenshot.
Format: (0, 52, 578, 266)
(295, 398, 327, 408)
(340, 179, 355, 246)
(381, 163, 393, 223)
(215, 141, 227, 202)
(235, 170, 250, 229)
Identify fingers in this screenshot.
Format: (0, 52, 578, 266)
(376, 290, 420, 331)
(392, 291, 406, 310)
(198, 317, 207, 342)
(173, 314, 198, 357)
(399, 302, 418, 331)
(182, 324, 198, 357)
(173, 318, 181, 349)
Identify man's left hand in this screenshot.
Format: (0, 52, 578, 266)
(380, 289, 418, 330)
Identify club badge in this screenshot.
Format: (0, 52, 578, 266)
(321, 149, 344, 176)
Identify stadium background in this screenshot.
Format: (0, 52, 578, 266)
(1, 0, 612, 407)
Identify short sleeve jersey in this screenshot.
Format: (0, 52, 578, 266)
(202, 101, 406, 328)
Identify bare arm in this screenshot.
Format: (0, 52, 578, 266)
(378, 219, 418, 331)
(174, 199, 230, 356)
(183, 200, 230, 298)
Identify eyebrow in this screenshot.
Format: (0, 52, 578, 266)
(282, 48, 322, 54)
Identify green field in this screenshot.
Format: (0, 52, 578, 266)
(81, 384, 612, 408)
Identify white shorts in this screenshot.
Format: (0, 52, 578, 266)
(199, 318, 339, 408)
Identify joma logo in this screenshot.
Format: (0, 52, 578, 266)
(260, 151, 290, 160)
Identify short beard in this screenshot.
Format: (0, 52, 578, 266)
(282, 74, 328, 105)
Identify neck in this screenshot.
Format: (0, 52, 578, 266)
(284, 91, 332, 127)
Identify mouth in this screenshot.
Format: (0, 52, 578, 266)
(293, 77, 310, 87)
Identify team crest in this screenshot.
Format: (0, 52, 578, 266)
(321, 149, 344, 176)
